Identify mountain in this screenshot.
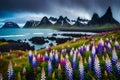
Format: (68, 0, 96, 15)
(74, 17, 88, 26)
(38, 16, 52, 26)
(24, 20, 40, 28)
(49, 17, 57, 21)
(55, 16, 71, 26)
(2, 22, 20, 28)
(88, 6, 119, 25)
(88, 13, 100, 25)
(99, 7, 119, 24)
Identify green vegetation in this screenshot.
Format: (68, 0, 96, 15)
(0, 30, 120, 79)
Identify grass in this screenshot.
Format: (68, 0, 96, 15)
(0, 29, 120, 79)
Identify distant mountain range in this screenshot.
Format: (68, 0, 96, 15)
(1, 6, 119, 28)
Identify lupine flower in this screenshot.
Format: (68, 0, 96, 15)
(79, 56, 85, 80)
(105, 38, 109, 44)
(48, 60, 52, 74)
(37, 54, 41, 63)
(55, 53, 59, 64)
(49, 52, 53, 61)
(65, 59, 73, 80)
(58, 64, 62, 73)
(28, 50, 33, 64)
(116, 61, 120, 74)
(70, 51, 73, 56)
(97, 38, 104, 54)
(78, 52, 81, 58)
(22, 67, 26, 76)
(94, 55, 102, 78)
(67, 45, 71, 53)
(88, 55, 92, 70)
(32, 56, 37, 69)
(44, 52, 49, 61)
(61, 47, 66, 54)
(60, 54, 65, 66)
(115, 41, 119, 49)
(107, 43, 112, 51)
(112, 48, 118, 64)
(41, 67, 46, 80)
(86, 45, 90, 52)
(91, 45, 96, 63)
(65, 54, 69, 60)
(72, 53, 76, 70)
(106, 54, 112, 74)
(7, 61, 14, 80)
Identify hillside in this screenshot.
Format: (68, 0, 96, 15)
(0, 30, 120, 79)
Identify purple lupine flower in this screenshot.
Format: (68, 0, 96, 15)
(79, 56, 85, 80)
(65, 59, 73, 80)
(105, 38, 109, 44)
(55, 52, 59, 64)
(48, 60, 52, 74)
(67, 45, 71, 53)
(106, 54, 112, 74)
(61, 47, 66, 54)
(41, 67, 46, 80)
(112, 48, 118, 64)
(116, 61, 120, 74)
(7, 61, 14, 80)
(91, 45, 96, 63)
(88, 55, 92, 70)
(94, 55, 102, 78)
(115, 41, 119, 49)
(97, 38, 104, 54)
(107, 42, 112, 51)
(32, 56, 37, 69)
(28, 50, 33, 64)
(44, 52, 49, 61)
(49, 52, 53, 61)
(72, 53, 76, 70)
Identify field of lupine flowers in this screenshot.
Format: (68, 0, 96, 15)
(0, 30, 120, 80)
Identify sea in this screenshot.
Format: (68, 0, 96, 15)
(0, 28, 96, 50)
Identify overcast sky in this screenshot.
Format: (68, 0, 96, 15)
(0, 0, 120, 26)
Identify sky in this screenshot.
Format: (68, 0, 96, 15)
(0, 0, 120, 27)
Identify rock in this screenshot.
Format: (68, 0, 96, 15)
(74, 17, 85, 26)
(2, 22, 20, 28)
(0, 40, 34, 52)
(29, 37, 48, 44)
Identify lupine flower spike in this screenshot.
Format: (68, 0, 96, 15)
(48, 60, 52, 75)
(112, 48, 118, 64)
(88, 55, 92, 70)
(79, 56, 85, 80)
(7, 61, 14, 80)
(116, 61, 120, 74)
(65, 59, 73, 80)
(32, 56, 37, 69)
(94, 55, 102, 78)
(41, 67, 46, 80)
(106, 54, 112, 74)
(28, 50, 33, 64)
(72, 53, 76, 70)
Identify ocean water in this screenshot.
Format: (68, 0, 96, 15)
(0, 28, 96, 50)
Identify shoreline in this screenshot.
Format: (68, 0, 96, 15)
(57, 27, 120, 33)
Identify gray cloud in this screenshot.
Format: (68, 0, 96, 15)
(0, 0, 120, 22)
